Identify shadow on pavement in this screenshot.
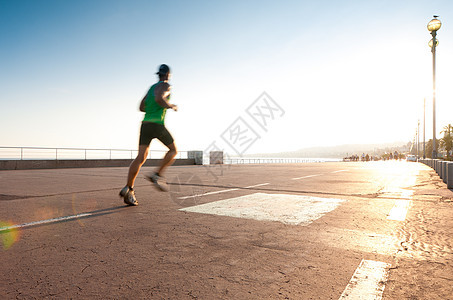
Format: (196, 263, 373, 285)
(167, 182, 353, 198)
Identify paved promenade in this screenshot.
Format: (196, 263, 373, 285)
(1, 161, 452, 299)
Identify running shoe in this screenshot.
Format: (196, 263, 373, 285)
(146, 173, 168, 192)
(119, 186, 138, 206)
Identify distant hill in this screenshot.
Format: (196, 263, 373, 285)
(247, 142, 411, 159)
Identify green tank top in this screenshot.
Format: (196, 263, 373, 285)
(143, 81, 168, 125)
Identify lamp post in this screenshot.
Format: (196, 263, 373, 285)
(423, 98, 426, 159)
(427, 16, 441, 158)
(417, 120, 420, 161)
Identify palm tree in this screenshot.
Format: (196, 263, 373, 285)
(425, 139, 439, 159)
(440, 124, 453, 160)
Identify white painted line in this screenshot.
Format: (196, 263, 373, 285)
(244, 183, 269, 188)
(178, 188, 238, 200)
(380, 188, 414, 199)
(387, 200, 412, 221)
(400, 190, 414, 199)
(0, 213, 92, 231)
(331, 170, 348, 173)
(291, 174, 322, 180)
(177, 183, 269, 200)
(339, 259, 391, 300)
(180, 193, 345, 225)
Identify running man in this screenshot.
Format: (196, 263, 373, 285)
(119, 64, 178, 205)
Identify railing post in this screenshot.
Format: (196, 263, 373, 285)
(85, 149, 87, 160)
(56, 148, 58, 160)
(21, 148, 23, 160)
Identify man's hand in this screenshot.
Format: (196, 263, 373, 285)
(171, 104, 178, 112)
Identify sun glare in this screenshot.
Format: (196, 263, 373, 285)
(0, 221, 21, 250)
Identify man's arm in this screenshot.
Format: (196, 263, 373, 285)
(154, 82, 178, 111)
(139, 94, 147, 112)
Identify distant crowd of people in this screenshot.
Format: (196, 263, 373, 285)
(344, 151, 405, 162)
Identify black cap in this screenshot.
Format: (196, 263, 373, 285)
(156, 64, 170, 75)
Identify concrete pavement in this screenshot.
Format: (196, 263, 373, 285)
(1, 161, 452, 299)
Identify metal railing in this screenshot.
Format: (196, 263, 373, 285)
(224, 158, 328, 164)
(0, 146, 188, 161)
(0, 147, 341, 164)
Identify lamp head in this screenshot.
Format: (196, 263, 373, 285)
(428, 38, 439, 48)
(427, 16, 441, 32)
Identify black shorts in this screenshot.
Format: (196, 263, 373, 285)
(139, 122, 174, 146)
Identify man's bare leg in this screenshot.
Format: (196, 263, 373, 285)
(156, 142, 177, 176)
(127, 145, 150, 188)
(146, 143, 177, 192)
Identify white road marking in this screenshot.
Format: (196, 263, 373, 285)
(379, 188, 414, 200)
(387, 200, 412, 221)
(180, 193, 345, 225)
(339, 259, 391, 300)
(245, 183, 270, 188)
(322, 229, 399, 256)
(291, 174, 322, 180)
(0, 213, 92, 231)
(331, 170, 348, 173)
(178, 188, 239, 200)
(400, 190, 414, 199)
(177, 183, 269, 200)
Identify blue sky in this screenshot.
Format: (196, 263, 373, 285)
(1, 0, 452, 155)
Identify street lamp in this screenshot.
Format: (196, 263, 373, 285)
(427, 15, 441, 158)
(423, 98, 426, 159)
(417, 120, 420, 161)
